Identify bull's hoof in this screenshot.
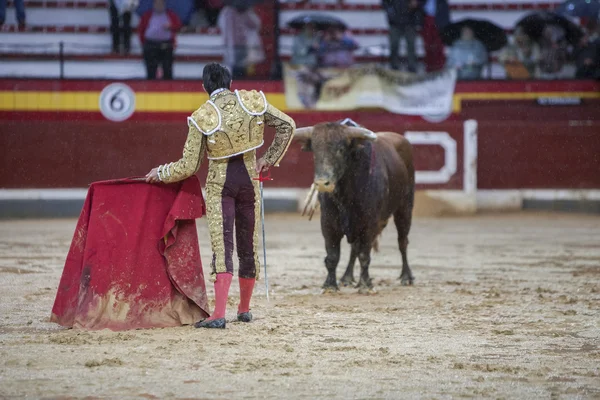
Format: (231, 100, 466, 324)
(357, 286, 377, 295)
(321, 285, 340, 294)
(355, 278, 373, 294)
(400, 275, 415, 286)
(339, 276, 356, 287)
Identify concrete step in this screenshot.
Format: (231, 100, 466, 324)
(2, 6, 536, 31)
(0, 31, 222, 55)
(8, 0, 561, 11)
(0, 58, 210, 79)
(0, 57, 512, 79)
(279, 8, 532, 30)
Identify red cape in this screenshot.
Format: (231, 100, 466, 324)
(50, 176, 210, 331)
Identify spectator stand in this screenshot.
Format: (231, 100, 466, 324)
(0, 0, 577, 79)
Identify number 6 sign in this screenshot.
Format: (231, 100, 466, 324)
(99, 83, 136, 122)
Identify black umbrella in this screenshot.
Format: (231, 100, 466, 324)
(223, 0, 265, 11)
(440, 19, 508, 52)
(287, 14, 347, 31)
(516, 11, 584, 45)
(556, 0, 600, 20)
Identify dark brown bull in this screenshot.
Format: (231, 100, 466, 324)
(294, 121, 415, 292)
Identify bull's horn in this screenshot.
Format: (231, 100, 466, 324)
(345, 127, 377, 141)
(293, 126, 314, 141)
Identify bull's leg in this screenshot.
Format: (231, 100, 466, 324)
(355, 243, 374, 293)
(394, 208, 414, 286)
(340, 245, 357, 286)
(323, 236, 342, 292)
(321, 214, 343, 292)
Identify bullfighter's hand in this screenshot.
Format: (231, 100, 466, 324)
(145, 167, 160, 183)
(255, 158, 270, 174)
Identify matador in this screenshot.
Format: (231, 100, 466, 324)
(146, 63, 296, 329)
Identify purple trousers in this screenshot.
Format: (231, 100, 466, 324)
(205, 152, 261, 282)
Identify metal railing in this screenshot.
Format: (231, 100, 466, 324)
(0, 40, 423, 80)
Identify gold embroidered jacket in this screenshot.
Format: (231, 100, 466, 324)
(157, 89, 296, 184)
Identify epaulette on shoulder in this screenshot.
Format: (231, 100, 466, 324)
(188, 101, 221, 135)
(235, 89, 268, 116)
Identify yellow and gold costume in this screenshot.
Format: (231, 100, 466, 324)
(156, 88, 296, 281)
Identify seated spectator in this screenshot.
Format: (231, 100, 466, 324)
(538, 24, 569, 79)
(446, 26, 487, 80)
(318, 27, 359, 68)
(291, 22, 320, 68)
(499, 27, 541, 79)
(109, 0, 138, 54)
(138, 0, 182, 80)
(291, 22, 324, 108)
(218, 4, 262, 78)
(0, 0, 25, 29)
(575, 20, 600, 79)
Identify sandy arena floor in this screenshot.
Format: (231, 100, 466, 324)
(0, 212, 599, 399)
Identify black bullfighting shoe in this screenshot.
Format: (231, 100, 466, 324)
(237, 312, 252, 322)
(194, 318, 226, 329)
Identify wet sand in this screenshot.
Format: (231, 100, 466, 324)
(0, 212, 599, 399)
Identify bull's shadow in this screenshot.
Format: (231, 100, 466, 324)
(293, 119, 415, 293)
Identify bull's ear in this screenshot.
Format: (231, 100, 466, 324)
(347, 137, 365, 151)
(293, 127, 314, 152)
(300, 139, 313, 152)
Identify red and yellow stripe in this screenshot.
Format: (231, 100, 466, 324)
(0, 80, 598, 114)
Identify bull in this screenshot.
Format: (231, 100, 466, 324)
(294, 121, 415, 292)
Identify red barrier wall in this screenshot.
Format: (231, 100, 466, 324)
(1, 79, 599, 191)
(0, 119, 466, 190)
(477, 121, 600, 189)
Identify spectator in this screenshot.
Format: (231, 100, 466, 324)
(382, 0, 424, 72)
(198, 0, 223, 27)
(499, 27, 541, 79)
(0, 0, 26, 29)
(109, 0, 138, 54)
(446, 26, 487, 80)
(575, 20, 600, 79)
(291, 22, 320, 68)
(291, 22, 324, 108)
(422, 0, 449, 72)
(318, 27, 359, 68)
(218, 4, 262, 78)
(538, 24, 569, 79)
(138, 0, 182, 80)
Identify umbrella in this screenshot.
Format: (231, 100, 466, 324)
(223, 0, 265, 11)
(516, 11, 584, 45)
(440, 19, 508, 52)
(556, 0, 600, 20)
(136, 0, 195, 25)
(287, 14, 348, 31)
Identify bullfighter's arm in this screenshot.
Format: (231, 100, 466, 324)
(157, 121, 206, 183)
(262, 103, 297, 167)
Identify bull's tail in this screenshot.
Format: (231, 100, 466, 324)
(373, 237, 380, 253)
